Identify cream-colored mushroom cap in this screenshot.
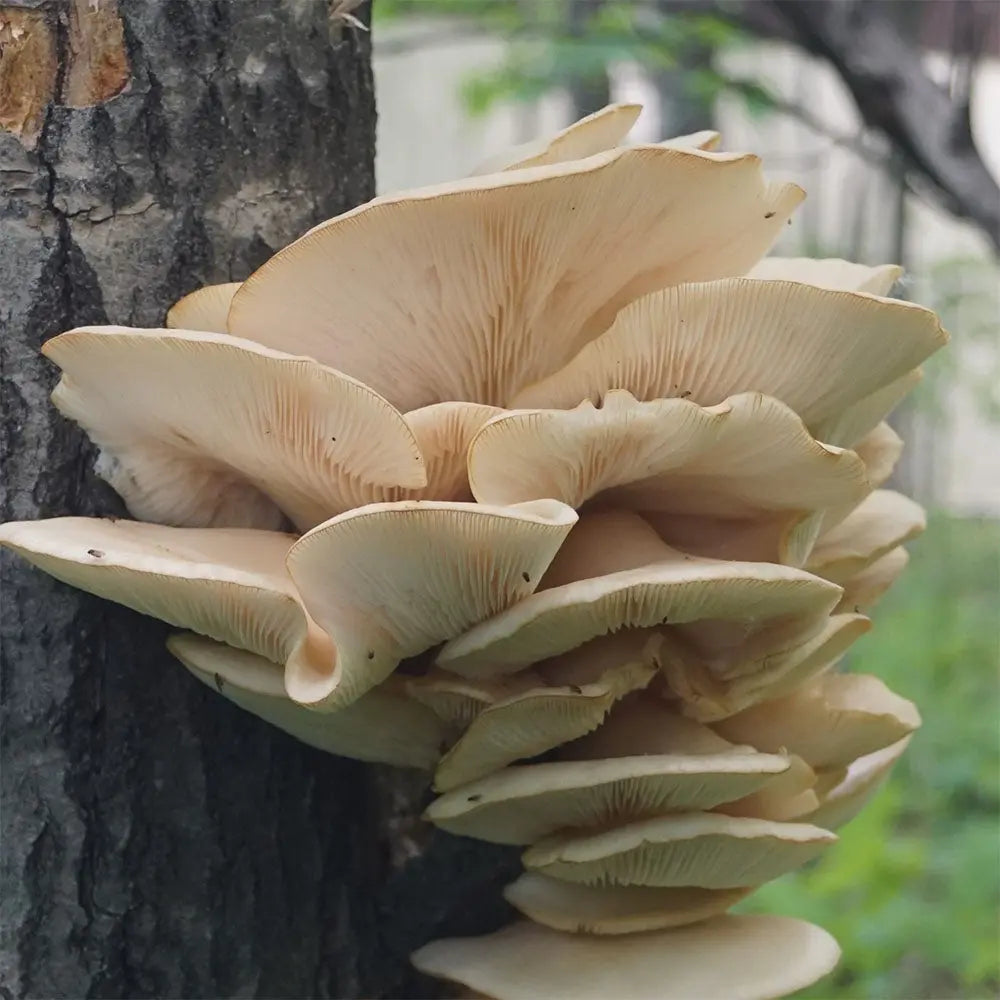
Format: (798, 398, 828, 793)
(814, 369, 922, 448)
(229, 147, 802, 411)
(470, 102, 642, 174)
(713, 672, 921, 769)
(523, 811, 835, 887)
(469, 390, 868, 566)
(437, 510, 841, 677)
(0, 517, 314, 666)
(807, 737, 912, 829)
(433, 657, 657, 791)
(511, 279, 947, 435)
(717, 754, 820, 821)
(169, 633, 446, 769)
(503, 873, 750, 935)
(808, 490, 926, 584)
(411, 915, 841, 1000)
(285, 499, 577, 709)
(746, 257, 902, 295)
(835, 546, 910, 613)
(425, 752, 790, 845)
(43, 327, 425, 531)
(166, 282, 241, 332)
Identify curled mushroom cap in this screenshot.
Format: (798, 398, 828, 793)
(807, 737, 912, 829)
(470, 102, 642, 174)
(511, 279, 947, 435)
(0, 517, 313, 666)
(813, 369, 922, 448)
(425, 751, 790, 845)
(229, 147, 802, 411)
(469, 390, 869, 566)
(807, 490, 926, 584)
(44, 327, 425, 531)
(169, 634, 446, 769)
(437, 510, 841, 677)
(746, 257, 902, 296)
(433, 656, 657, 791)
(166, 282, 242, 332)
(411, 914, 841, 1000)
(712, 672, 921, 769)
(835, 546, 910, 614)
(503, 873, 750, 935)
(285, 499, 578, 708)
(522, 812, 836, 888)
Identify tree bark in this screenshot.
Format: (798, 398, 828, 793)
(0, 2, 516, 997)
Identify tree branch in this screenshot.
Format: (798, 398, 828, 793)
(767, 0, 1000, 252)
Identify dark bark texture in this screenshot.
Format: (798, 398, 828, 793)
(0, 2, 516, 997)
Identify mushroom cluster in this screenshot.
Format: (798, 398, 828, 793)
(1, 104, 946, 999)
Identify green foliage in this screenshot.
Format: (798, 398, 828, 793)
(738, 514, 1000, 999)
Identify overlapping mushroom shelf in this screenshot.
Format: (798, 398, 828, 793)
(0, 102, 947, 1000)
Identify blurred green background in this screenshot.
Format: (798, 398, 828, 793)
(373, 2, 1000, 996)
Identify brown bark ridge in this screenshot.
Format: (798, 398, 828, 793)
(0, 2, 517, 997)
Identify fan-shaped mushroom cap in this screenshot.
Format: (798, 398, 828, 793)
(808, 490, 926, 584)
(713, 672, 921, 769)
(425, 751, 790, 845)
(166, 282, 241, 332)
(852, 422, 904, 491)
(437, 511, 841, 677)
(716, 754, 820, 821)
(469, 391, 868, 566)
(511, 280, 947, 436)
(169, 634, 446, 769)
(523, 812, 835, 887)
(405, 671, 545, 730)
(470, 103, 642, 174)
(807, 737, 912, 829)
(502, 873, 749, 935)
(285, 500, 577, 708)
(43, 327, 426, 531)
(656, 129, 721, 151)
(813, 369, 922, 448)
(229, 147, 802, 411)
(411, 914, 841, 1000)
(662, 611, 872, 721)
(0, 518, 314, 666)
(433, 658, 657, 791)
(565, 695, 741, 759)
(746, 257, 902, 295)
(835, 546, 909, 613)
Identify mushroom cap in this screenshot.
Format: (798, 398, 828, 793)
(522, 811, 836, 888)
(716, 754, 820, 821)
(405, 670, 545, 730)
(502, 873, 750, 935)
(835, 546, 910, 614)
(433, 657, 657, 791)
(169, 633, 446, 769)
(166, 282, 242, 332)
(437, 511, 841, 677)
(469, 390, 869, 567)
(411, 915, 841, 1000)
(746, 257, 902, 296)
(229, 146, 802, 411)
(807, 736, 912, 829)
(285, 499, 577, 708)
(712, 672, 921, 769)
(511, 279, 947, 436)
(656, 129, 721, 151)
(44, 327, 425, 531)
(425, 752, 790, 846)
(470, 102, 642, 174)
(663, 611, 872, 721)
(807, 490, 926, 584)
(813, 369, 922, 448)
(0, 517, 308, 665)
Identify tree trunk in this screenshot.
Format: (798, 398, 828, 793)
(0, 3, 516, 997)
